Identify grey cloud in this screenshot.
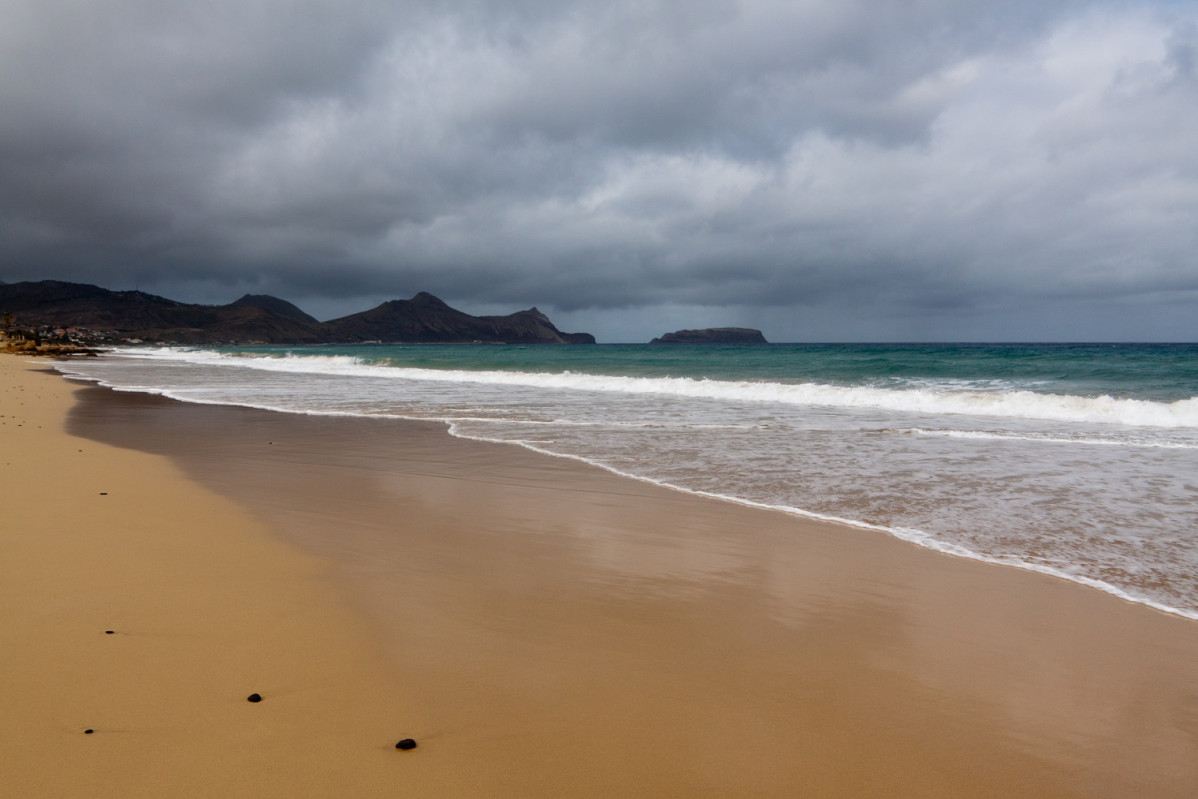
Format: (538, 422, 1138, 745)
(466, 0, 1080, 153)
(1, 0, 1196, 341)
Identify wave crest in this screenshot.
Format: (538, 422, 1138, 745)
(108, 347, 1198, 429)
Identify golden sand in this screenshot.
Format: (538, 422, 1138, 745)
(5, 355, 1198, 796)
(0, 358, 427, 797)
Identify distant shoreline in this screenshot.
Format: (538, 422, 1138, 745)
(0, 280, 595, 345)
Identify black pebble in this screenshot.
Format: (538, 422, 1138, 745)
(247, 693, 262, 703)
(395, 738, 417, 750)
(84, 729, 94, 735)
(105, 630, 114, 634)
(99, 492, 107, 496)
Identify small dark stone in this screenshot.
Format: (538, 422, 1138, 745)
(84, 729, 94, 734)
(99, 492, 108, 496)
(105, 630, 114, 634)
(395, 738, 417, 750)
(247, 693, 262, 703)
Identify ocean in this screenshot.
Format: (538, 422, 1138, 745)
(56, 342, 1198, 620)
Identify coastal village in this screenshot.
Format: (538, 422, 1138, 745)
(0, 314, 107, 356)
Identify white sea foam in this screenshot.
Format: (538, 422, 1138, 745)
(110, 347, 1198, 429)
(899, 428, 1198, 449)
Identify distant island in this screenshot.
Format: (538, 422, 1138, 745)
(0, 280, 595, 347)
(650, 327, 767, 344)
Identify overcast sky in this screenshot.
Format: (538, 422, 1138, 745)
(2, 0, 1196, 341)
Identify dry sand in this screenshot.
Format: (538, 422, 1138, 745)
(5, 355, 1198, 797)
(1, 358, 427, 797)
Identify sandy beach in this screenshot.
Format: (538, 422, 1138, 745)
(1, 358, 427, 797)
(4, 355, 1198, 797)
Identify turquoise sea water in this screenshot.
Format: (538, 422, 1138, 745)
(57, 343, 1198, 619)
(234, 342, 1198, 400)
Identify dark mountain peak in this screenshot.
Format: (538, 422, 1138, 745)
(324, 293, 593, 344)
(229, 294, 318, 325)
(409, 291, 452, 309)
(0, 279, 322, 344)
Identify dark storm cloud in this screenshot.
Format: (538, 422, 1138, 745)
(1, 0, 1196, 339)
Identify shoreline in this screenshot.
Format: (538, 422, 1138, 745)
(448, 425, 1198, 624)
(55, 344, 1198, 626)
(6, 356, 1198, 795)
(60, 357, 1197, 623)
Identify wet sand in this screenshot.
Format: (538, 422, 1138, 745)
(5, 356, 1198, 796)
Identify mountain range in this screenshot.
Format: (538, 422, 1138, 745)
(0, 281, 595, 345)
